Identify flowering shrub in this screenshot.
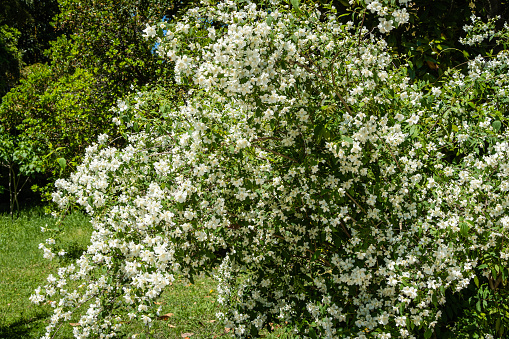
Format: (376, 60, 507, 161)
(32, 0, 509, 338)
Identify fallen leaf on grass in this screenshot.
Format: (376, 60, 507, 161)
(213, 328, 231, 339)
(181, 332, 194, 338)
(154, 301, 164, 305)
(207, 320, 216, 323)
(69, 323, 81, 327)
(157, 313, 174, 320)
(168, 324, 176, 328)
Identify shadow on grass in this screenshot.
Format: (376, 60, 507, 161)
(61, 242, 88, 262)
(0, 310, 50, 339)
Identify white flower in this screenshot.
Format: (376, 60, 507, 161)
(236, 139, 251, 149)
(208, 27, 216, 40)
(141, 315, 152, 325)
(401, 286, 418, 299)
(393, 9, 409, 25)
(143, 24, 157, 38)
(378, 18, 394, 34)
(395, 316, 406, 327)
(97, 133, 108, 144)
(431, 87, 442, 96)
(406, 114, 419, 125)
(174, 190, 188, 203)
(118, 101, 128, 112)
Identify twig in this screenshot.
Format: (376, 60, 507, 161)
(384, 142, 403, 172)
(340, 220, 351, 238)
(254, 145, 298, 163)
(345, 191, 367, 214)
(288, 59, 354, 116)
(251, 137, 282, 143)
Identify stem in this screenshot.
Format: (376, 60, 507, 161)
(357, 10, 366, 56)
(254, 145, 298, 163)
(289, 59, 354, 116)
(345, 191, 366, 214)
(251, 137, 282, 143)
(384, 141, 403, 172)
(340, 220, 351, 239)
(49, 293, 98, 339)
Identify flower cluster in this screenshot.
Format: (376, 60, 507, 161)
(33, 0, 509, 338)
(460, 14, 505, 46)
(347, 0, 410, 34)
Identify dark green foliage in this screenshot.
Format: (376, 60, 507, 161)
(326, 0, 509, 81)
(0, 0, 61, 90)
(50, 0, 193, 95)
(391, 0, 508, 81)
(14, 0, 61, 65)
(435, 272, 509, 338)
(0, 63, 113, 214)
(0, 0, 191, 209)
(0, 25, 22, 99)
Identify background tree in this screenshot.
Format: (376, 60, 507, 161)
(327, 0, 509, 81)
(0, 0, 61, 98)
(0, 25, 22, 100)
(0, 0, 195, 211)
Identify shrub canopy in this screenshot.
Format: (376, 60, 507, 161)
(32, 0, 509, 338)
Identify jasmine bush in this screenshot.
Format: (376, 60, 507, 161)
(32, 0, 509, 338)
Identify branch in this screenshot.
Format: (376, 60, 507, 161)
(254, 145, 298, 163)
(251, 137, 282, 143)
(345, 191, 367, 214)
(382, 140, 403, 172)
(288, 59, 354, 116)
(340, 220, 351, 239)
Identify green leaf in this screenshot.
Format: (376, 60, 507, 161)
(492, 120, 502, 132)
(57, 158, 66, 169)
(266, 15, 274, 26)
(460, 222, 469, 237)
(341, 136, 353, 143)
(308, 327, 317, 339)
(424, 328, 433, 339)
(399, 302, 405, 315)
(290, 0, 300, 11)
(474, 275, 479, 288)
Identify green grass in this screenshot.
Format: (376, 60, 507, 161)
(0, 207, 92, 338)
(0, 207, 294, 339)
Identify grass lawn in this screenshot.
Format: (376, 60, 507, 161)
(0, 208, 293, 339)
(0, 207, 92, 338)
